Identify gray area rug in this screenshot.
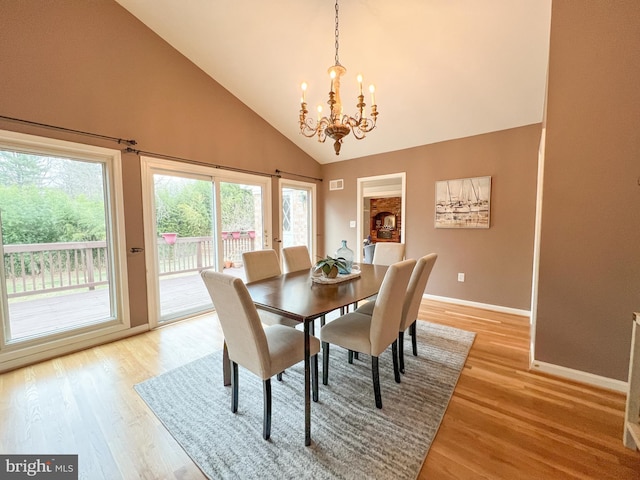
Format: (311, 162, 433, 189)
(135, 321, 475, 479)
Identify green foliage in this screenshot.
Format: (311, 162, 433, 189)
(0, 150, 107, 245)
(0, 185, 106, 244)
(314, 256, 347, 276)
(155, 179, 213, 237)
(154, 180, 255, 236)
(220, 182, 255, 232)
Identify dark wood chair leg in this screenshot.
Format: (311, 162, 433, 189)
(411, 321, 418, 356)
(320, 315, 326, 327)
(372, 356, 382, 409)
(231, 361, 239, 413)
(277, 372, 283, 381)
(311, 353, 319, 402)
(392, 340, 401, 383)
(322, 342, 329, 385)
(398, 331, 405, 374)
(263, 379, 271, 440)
(348, 350, 354, 364)
(223, 341, 231, 386)
(354, 352, 359, 360)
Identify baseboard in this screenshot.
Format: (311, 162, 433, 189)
(423, 294, 531, 318)
(0, 324, 150, 374)
(531, 360, 628, 393)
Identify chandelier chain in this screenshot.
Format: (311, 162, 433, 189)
(334, 0, 340, 66)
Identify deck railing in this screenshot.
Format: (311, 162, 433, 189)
(3, 233, 255, 298)
(3, 241, 109, 298)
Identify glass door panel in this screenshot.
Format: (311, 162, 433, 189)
(219, 180, 268, 282)
(280, 180, 316, 262)
(152, 172, 215, 323)
(0, 151, 116, 342)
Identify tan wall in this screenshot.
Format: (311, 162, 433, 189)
(536, 1, 640, 381)
(321, 124, 541, 311)
(0, 0, 321, 328)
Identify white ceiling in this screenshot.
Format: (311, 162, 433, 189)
(115, 0, 552, 165)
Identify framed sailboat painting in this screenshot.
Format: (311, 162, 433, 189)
(435, 176, 491, 228)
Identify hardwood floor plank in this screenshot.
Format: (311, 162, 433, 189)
(0, 299, 638, 479)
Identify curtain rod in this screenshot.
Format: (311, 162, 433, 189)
(0, 115, 137, 146)
(275, 169, 323, 182)
(124, 147, 280, 179)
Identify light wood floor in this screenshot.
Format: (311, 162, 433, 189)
(0, 300, 638, 479)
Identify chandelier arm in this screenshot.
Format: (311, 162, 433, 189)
(299, 116, 331, 142)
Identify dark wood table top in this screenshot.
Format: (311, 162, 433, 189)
(245, 263, 388, 322)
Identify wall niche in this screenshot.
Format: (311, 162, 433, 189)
(369, 197, 402, 243)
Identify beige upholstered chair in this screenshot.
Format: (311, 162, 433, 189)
(242, 249, 282, 283)
(242, 250, 297, 329)
(320, 259, 416, 408)
(356, 253, 437, 373)
(371, 242, 406, 266)
(360, 242, 406, 309)
(201, 270, 320, 440)
(282, 245, 312, 273)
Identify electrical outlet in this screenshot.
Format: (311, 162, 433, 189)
(457, 273, 465, 282)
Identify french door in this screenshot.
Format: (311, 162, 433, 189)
(0, 130, 129, 358)
(141, 157, 272, 326)
(279, 179, 317, 263)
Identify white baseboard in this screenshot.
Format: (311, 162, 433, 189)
(0, 324, 150, 374)
(531, 360, 628, 393)
(423, 294, 531, 318)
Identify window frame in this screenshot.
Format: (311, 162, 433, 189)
(0, 129, 130, 368)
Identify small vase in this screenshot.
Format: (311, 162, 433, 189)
(335, 240, 354, 274)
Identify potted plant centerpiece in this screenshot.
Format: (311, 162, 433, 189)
(314, 256, 348, 279)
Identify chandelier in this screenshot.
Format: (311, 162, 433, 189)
(298, 0, 379, 155)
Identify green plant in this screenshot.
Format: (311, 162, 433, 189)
(314, 255, 347, 277)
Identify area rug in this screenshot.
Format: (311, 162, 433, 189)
(134, 321, 475, 479)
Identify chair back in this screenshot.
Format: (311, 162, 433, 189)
(201, 270, 271, 378)
(242, 249, 281, 283)
(369, 259, 416, 356)
(400, 254, 438, 331)
(372, 243, 406, 266)
(282, 245, 312, 273)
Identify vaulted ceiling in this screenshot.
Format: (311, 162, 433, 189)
(115, 0, 552, 164)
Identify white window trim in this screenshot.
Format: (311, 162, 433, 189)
(278, 178, 317, 262)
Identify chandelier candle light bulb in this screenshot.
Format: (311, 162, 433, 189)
(298, 0, 379, 155)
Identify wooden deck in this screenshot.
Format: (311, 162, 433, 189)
(6, 267, 246, 340)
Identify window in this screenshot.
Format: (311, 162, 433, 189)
(0, 130, 129, 361)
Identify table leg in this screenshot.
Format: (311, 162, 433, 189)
(304, 319, 311, 446)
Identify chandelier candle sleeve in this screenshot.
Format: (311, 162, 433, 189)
(298, 0, 379, 155)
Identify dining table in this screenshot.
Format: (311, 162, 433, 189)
(224, 263, 389, 446)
